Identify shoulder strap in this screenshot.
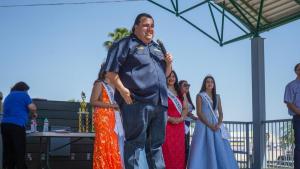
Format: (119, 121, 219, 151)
(167, 89, 183, 114)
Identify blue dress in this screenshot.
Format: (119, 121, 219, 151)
(187, 92, 238, 169)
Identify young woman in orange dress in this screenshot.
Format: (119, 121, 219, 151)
(90, 68, 124, 169)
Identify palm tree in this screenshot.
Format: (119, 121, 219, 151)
(103, 27, 130, 50)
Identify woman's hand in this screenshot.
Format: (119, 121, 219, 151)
(31, 112, 38, 119)
(111, 103, 120, 111)
(168, 117, 177, 124)
(168, 116, 184, 124)
(191, 114, 198, 121)
(208, 123, 219, 132)
(110, 103, 119, 108)
(215, 123, 222, 130)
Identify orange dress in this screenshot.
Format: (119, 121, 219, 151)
(93, 83, 122, 169)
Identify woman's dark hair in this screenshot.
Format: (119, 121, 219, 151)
(179, 80, 195, 110)
(200, 75, 217, 109)
(11, 81, 30, 92)
(95, 63, 106, 84)
(131, 13, 154, 33)
(0, 92, 3, 100)
(167, 70, 183, 100)
(294, 63, 300, 72)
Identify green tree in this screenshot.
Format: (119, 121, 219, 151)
(280, 122, 294, 150)
(103, 27, 130, 50)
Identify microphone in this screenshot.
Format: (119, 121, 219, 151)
(156, 39, 167, 57)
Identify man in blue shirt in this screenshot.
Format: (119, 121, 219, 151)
(104, 13, 173, 169)
(284, 63, 300, 169)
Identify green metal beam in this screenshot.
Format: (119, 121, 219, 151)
(176, 0, 179, 15)
(240, 0, 269, 24)
(147, 0, 176, 15)
(216, 2, 252, 32)
(178, 0, 209, 15)
(222, 33, 253, 46)
(170, 0, 177, 13)
(210, 2, 249, 34)
(229, 0, 256, 31)
(235, 1, 259, 25)
(208, 3, 221, 42)
(221, 1, 225, 43)
(255, 0, 265, 37)
(147, 0, 300, 46)
(179, 15, 220, 44)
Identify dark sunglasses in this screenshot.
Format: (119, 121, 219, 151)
(183, 83, 190, 87)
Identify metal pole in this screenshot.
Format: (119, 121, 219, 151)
(246, 123, 250, 168)
(0, 112, 2, 167)
(251, 37, 266, 169)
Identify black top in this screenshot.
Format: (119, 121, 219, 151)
(103, 34, 168, 107)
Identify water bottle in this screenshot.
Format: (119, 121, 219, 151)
(30, 119, 37, 132)
(43, 118, 49, 132)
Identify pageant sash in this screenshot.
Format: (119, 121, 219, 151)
(167, 89, 183, 114)
(167, 89, 189, 133)
(102, 81, 114, 104)
(199, 92, 230, 139)
(102, 82, 124, 137)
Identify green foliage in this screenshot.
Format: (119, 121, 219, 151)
(280, 122, 294, 150)
(103, 27, 131, 50)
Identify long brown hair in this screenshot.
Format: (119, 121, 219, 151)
(200, 75, 217, 109)
(167, 70, 183, 100)
(179, 80, 195, 110)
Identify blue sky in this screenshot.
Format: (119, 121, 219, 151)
(0, 0, 299, 121)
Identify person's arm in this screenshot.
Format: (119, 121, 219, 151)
(28, 103, 37, 118)
(164, 53, 173, 77)
(102, 38, 131, 104)
(215, 95, 223, 129)
(286, 102, 300, 115)
(196, 95, 216, 131)
(106, 72, 133, 104)
(168, 116, 180, 124)
(90, 82, 118, 108)
(170, 95, 188, 124)
(181, 94, 188, 120)
(283, 84, 300, 115)
(188, 112, 198, 120)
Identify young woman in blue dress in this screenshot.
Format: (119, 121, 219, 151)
(187, 75, 238, 169)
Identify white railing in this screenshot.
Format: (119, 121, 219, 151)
(190, 119, 294, 169)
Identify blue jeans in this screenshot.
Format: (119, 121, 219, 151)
(121, 102, 167, 169)
(293, 115, 300, 169)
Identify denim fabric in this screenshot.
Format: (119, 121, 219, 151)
(121, 102, 167, 169)
(293, 115, 300, 169)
